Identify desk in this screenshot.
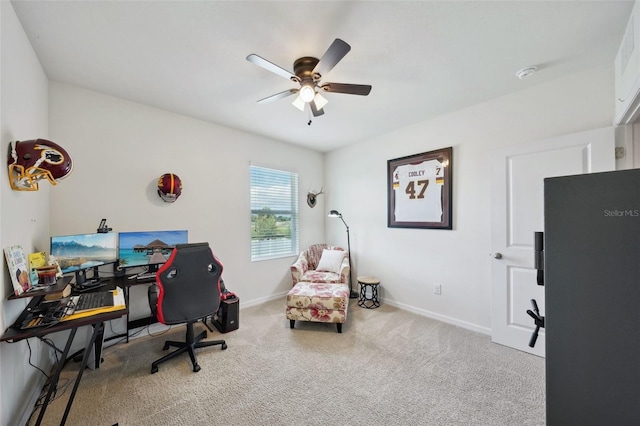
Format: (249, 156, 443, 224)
(0, 286, 127, 425)
(117, 274, 159, 342)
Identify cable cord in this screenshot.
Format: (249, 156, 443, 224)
(25, 338, 72, 425)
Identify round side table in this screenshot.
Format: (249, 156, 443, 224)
(357, 276, 380, 309)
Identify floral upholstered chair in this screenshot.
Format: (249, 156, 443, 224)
(286, 244, 350, 333)
(290, 243, 350, 285)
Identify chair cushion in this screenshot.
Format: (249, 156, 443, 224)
(286, 282, 349, 324)
(299, 270, 343, 283)
(315, 249, 346, 274)
(286, 282, 349, 310)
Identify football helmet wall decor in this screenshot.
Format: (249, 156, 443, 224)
(8, 139, 73, 191)
(157, 173, 182, 203)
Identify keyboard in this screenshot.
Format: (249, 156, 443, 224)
(71, 291, 114, 313)
(136, 272, 157, 283)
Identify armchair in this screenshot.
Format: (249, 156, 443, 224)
(290, 243, 350, 286)
(286, 244, 350, 333)
(148, 242, 227, 373)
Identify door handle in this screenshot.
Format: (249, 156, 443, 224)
(493, 253, 503, 259)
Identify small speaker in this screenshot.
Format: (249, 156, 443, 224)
(213, 297, 239, 333)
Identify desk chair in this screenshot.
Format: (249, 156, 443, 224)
(148, 243, 227, 373)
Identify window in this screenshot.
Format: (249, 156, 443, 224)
(250, 165, 299, 261)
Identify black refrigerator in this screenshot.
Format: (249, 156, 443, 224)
(544, 169, 640, 425)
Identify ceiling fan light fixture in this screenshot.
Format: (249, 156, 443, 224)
(314, 92, 328, 110)
(292, 94, 306, 111)
(247, 38, 371, 118)
(299, 84, 316, 102)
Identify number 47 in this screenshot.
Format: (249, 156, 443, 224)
(405, 179, 429, 199)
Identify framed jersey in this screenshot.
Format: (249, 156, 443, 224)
(387, 147, 452, 229)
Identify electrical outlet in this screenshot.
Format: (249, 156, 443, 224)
(433, 284, 441, 295)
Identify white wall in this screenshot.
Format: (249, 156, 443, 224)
(0, 2, 620, 422)
(48, 82, 326, 316)
(325, 65, 615, 333)
(0, 2, 52, 425)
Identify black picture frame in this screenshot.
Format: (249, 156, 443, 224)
(387, 147, 453, 229)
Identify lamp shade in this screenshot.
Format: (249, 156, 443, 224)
(314, 92, 329, 110)
(299, 84, 315, 102)
(292, 94, 306, 111)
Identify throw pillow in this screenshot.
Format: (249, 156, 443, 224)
(315, 249, 346, 274)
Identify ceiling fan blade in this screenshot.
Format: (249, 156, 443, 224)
(257, 89, 298, 104)
(320, 82, 372, 96)
(310, 100, 325, 117)
(247, 54, 297, 81)
(312, 38, 351, 78)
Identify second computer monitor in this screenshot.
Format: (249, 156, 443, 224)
(118, 230, 188, 271)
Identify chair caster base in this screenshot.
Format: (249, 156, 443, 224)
(221, 342, 228, 350)
(151, 365, 158, 374)
(193, 363, 201, 373)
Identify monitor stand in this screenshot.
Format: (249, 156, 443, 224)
(74, 267, 104, 291)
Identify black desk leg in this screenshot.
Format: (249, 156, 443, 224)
(92, 322, 105, 369)
(60, 321, 104, 425)
(35, 327, 78, 426)
(124, 286, 130, 343)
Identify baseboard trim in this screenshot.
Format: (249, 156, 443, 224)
(371, 299, 491, 336)
(240, 290, 491, 335)
(239, 291, 289, 309)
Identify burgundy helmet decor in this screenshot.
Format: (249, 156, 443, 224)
(8, 139, 73, 191)
(157, 173, 182, 203)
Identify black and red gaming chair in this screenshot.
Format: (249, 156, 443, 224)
(148, 242, 227, 373)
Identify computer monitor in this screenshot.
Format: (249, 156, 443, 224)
(50, 232, 118, 285)
(117, 230, 188, 272)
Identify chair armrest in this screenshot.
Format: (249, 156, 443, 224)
(339, 256, 350, 285)
(290, 255, 309, 285)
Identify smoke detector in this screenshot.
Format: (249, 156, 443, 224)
(516, 67, 537, 80)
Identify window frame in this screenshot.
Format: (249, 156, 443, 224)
(250, 165, 299, 261)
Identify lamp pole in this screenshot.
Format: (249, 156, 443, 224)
(329, 210, 358, 299)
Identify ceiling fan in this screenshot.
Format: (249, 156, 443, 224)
(246, 38, 372, 117)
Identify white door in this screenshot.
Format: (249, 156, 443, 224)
(490, 127, 615, 356)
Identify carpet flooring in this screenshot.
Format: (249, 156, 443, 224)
(28, 298, 545, 425)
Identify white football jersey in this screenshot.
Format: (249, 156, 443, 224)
(393, 159, 444, 222)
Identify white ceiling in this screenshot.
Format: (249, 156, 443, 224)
(11, 1, 634, 153)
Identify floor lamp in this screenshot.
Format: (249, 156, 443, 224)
(328, 210, 358, 299)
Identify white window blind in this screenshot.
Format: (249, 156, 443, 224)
(250, 165, 299, 261)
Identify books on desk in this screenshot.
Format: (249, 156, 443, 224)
(62, 287, 126, 321)
(44, 283, 72, 301)
(4, 245, 33, 296)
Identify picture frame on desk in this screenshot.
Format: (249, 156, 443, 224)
(4, 245, 32, 296)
